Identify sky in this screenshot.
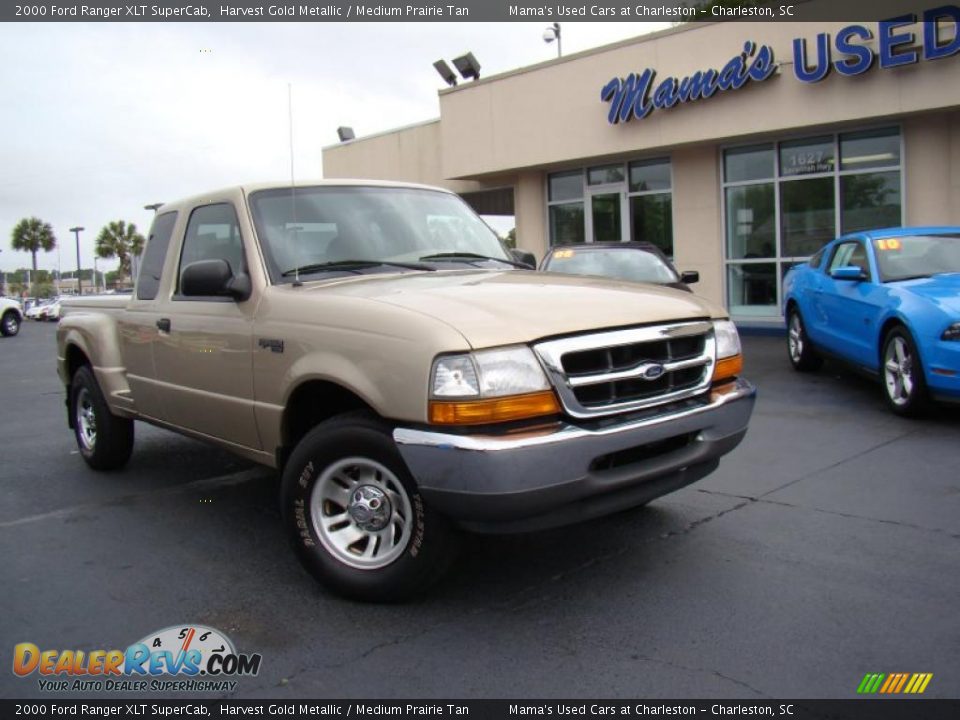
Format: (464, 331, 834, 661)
(0, 20, 671, 276)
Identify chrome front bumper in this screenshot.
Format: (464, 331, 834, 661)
(394, 378, 756, 533)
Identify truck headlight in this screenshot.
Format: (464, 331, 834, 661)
(429, 346, 559, 425)
(942, 322, 960, 341)
(711, 319, 743, 384)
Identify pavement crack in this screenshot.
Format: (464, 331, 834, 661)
(631, 652, 770, 698)
(758, 498, 958, 539)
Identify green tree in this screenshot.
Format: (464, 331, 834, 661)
(11, 217, 57, 272)
(95, 220, 145, 282)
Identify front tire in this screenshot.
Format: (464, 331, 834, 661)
(280, 414, 458, 602)
(787, 307, 822, 371)
(882, 327, 929, 416)
(70, 366, 135, 470)
(1, 311, 20, 337)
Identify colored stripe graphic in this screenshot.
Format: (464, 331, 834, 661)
(857, 673, 932, 694)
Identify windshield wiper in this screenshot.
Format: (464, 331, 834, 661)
(281, 260, 435, 277)
(418, 252, 529, 269)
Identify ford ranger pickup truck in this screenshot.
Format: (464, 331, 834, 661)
(57, 181, 755, 601)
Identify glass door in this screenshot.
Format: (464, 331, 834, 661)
(586, 187, 628, 243)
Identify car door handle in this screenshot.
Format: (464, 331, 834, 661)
(156, 318, 171, 333)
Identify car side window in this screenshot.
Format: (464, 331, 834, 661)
(828, 241, 871, 279)
(178, 204, 246, 296)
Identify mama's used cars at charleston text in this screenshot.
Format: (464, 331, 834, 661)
(784, 226, 960, 415)
(57, 181, 754, 600)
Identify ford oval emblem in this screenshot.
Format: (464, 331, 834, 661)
(642, 363, 665, 380)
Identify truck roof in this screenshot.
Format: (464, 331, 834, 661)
(156, 179, 455, 213)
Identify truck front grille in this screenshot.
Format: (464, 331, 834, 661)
(534, 321, 715, 419)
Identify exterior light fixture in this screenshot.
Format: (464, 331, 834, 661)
(543, 22, 561, 57)
(433, 59, 458, 87)
(452, 52, 481, 81)
(70, 226, 84, 295)
(337, 126, 356, 142)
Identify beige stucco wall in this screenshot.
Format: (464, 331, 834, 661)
(322, 120, 483, 195)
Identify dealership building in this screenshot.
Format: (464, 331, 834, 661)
(322, 6, 960, 325)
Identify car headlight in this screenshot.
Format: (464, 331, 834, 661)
(942, 322, 960, 341)
(712, 319, 743, 384)
(429, 346, 559, 425)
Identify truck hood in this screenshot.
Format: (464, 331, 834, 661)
(303, 270, 724, 348)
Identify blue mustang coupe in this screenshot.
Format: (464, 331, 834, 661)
(782, 227, 960, 415)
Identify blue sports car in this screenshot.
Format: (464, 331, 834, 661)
(782, 227, 960, 415)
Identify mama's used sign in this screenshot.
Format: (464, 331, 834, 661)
(601, 5, 960, 124)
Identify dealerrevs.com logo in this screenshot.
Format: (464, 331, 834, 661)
(13, 625, 262, 693)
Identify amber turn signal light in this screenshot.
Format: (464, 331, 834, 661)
(429, 390, 561, 425)
(712, 354, 743, 384)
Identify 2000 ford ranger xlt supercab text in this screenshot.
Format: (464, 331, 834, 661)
(57, 181, 755, 600)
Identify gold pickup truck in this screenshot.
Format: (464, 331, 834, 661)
(57, 181, 755, 601)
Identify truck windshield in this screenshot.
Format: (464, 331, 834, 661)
(872, 234, 960, 282)
(249, 186, 511, 282)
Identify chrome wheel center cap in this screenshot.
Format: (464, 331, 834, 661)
(347, 485, 391, 532)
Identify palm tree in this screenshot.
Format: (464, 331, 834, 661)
(10, 217, 57, 273)
(95, 221, 146, 282)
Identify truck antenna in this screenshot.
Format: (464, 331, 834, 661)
(288, 82, 301, 286)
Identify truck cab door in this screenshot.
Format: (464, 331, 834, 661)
(119, 210, 178, 422)
(151, 201, 262, 450)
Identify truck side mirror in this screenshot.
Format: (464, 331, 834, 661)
(510, 249, 537, 269)
(181, 259, 251, 301)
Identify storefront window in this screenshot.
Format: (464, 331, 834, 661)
(840, 171, 901, 233)
(727, 263, 777, 314)
(587, 164, 625, 186)
(840, 128, 900, 171)
(779, 136, 835, 177)
(547, 159, 673, 252)
(781, 177, 834, 257)
(549, 171, 583, 202)
(723, 127, 902, 319)
(549, 203, 585, 246)
(629, 159, 671, 192)
(726, 185, 775, 260)
(724, 145, 773, 183)
(630, 194, 673, 255)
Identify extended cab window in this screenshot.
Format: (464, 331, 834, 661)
(178, 203, 246, 295)
(137, 211, 177, 300)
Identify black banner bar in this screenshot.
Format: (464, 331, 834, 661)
(0, 0, 942, 23)
(2, 700, 960, 720)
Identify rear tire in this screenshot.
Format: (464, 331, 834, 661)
(882, 326, 929, 417)
(70, 366, 135, 470)
(1, 311, 20, 337)
(786, 307, 822, 371)
(280, 413, 458, 602)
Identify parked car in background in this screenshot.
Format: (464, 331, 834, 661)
(783, 227, 960, 415)
(42, 299, 63, 322)
(539, 242, 699, 292)
(25, 299, 53, 321)
(1, 297, 23, 336)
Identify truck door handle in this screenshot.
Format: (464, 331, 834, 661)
(156, 318, 171, 333)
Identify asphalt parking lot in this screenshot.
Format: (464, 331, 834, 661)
(1, 320, 958, 700)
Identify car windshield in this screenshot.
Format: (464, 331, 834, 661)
(544, 247, 679, 284)
(249, 186, 510, 282)
(872, 234, 960, 282)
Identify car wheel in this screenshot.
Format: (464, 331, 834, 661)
(882, 327, 929, 416)
(280, 413, 458, 602)
(1, 311, 20, 337)
(787, 307, 822, 371)
(70, 366, 135, 470)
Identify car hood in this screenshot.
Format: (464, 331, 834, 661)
(300, 269, 725, 348)
(899, 273, 960, 315)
